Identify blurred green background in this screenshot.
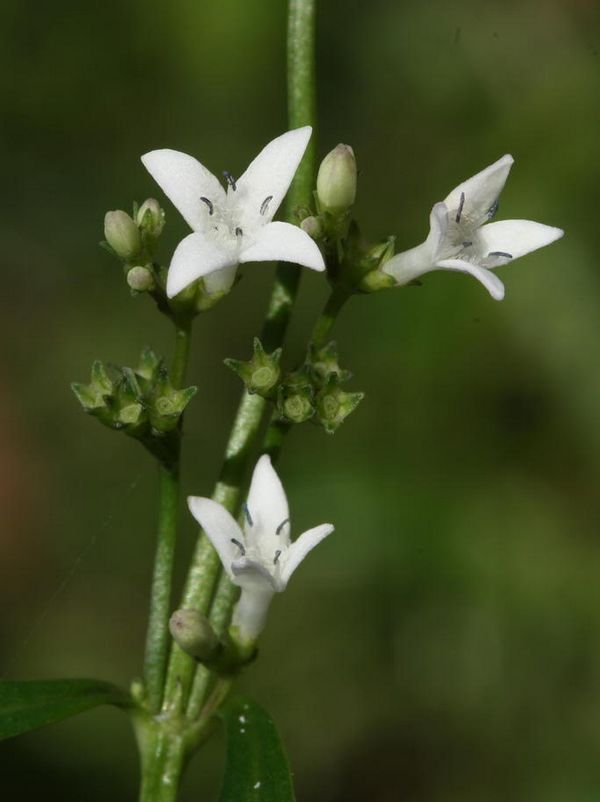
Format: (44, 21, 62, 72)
(1, 0, 599, 799)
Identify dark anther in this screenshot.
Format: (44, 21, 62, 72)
(235, 227, 243, 237)
(487, 199, 499, 220)
(231, 538, 246, 555)
(200, 197, 214, 215)
(223, 171, 237, 191)
(462, 240, 473, 247)
(488, 251, 513, 259)
(260, 195, 273, 216)
(455, 192, 465, 223)
(276, 518, 290, 535)
(273, 550, 282, 565)
(243, 503, 254, 527)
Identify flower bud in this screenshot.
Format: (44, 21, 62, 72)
(300, 215, 323, 239)
(126, 265, 155, 292)
(316, 144, 357, 214)
(136, 198, 165, 239)
(169, 609, 220, 662)
(103, 210, 142, 260)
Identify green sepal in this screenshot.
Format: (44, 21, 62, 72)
(218, 697, 296, 802)
(0, 678, 130, 742)
(224, 337, 282, 398)
(315, 375, 364, 434)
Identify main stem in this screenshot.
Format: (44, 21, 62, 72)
(142, 321, 191, 714)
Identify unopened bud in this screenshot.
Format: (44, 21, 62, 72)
(316, 144, 357, 214)
(170, 609, 220, 662)
(104, 210, 142, 260)
(300, 215, 323, 239)
(127, 265, 155, 292)
(136, 198, 165, 239)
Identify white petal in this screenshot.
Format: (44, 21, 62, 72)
(383, 202, 449, 284)
(435, 258, 505, 301)
(202, 264, 238, 296)
(245, 455, 290, 543)
(187, 497, 242, 579)
(231, 558, 278, 592)
(167, 232, 237, 298)
(231, 585, 275, 643)
(234, 127, 312, 230)
(141, 149, 226, 233)
(475, 219, 564, 260)
(280, 524, 334, 587)
(443, 154, 514, 228)
(240, 222, 325, 271)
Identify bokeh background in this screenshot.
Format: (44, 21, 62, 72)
(1, 0, 599, 799)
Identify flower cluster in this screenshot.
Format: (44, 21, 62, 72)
(97, 129, 564, 651)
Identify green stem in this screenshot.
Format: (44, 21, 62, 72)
(142, 322, 191, 714)
(310, 285, 350, 348)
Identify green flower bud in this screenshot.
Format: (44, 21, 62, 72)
(136, 198, 165, 239)
(300, 215, 323, 239)
(224, 338, 282, 398)
(71, 360, 114, 413)
(103, 210, 142, 260)
(170, 609, 220, 662)
(316, 144, 357, 214)
(127, 265, 155, 292)
(277, 372, 315, 424)
(316, 377, 364, 434)
(308, 341, 352, 388)
(135, 346, 162, 382)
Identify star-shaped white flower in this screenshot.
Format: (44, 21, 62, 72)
(142, 127, 325, 298)
(382, 155, 564, 300)
(188, 454, 334, 644)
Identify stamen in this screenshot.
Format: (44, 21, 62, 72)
(200, 197, 214, 215)
(487, 199, 499, 220)
(231, 538, 246, 556)
(273, 550, 282, 565)
(488, 251, 513, 259)
(462, 240, 473, 247)
(260, 195, 273, 216)
(223, 171, 237, 191)
(243, 503, 254, 527)
(455, 192, 465, 223)
(276, 518, 290, 535)
(235, 227, 243, 237)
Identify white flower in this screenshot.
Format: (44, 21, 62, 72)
(382, 155, 564, 300)
(142, 127, 325, 298)
(188, 455, 334, 644)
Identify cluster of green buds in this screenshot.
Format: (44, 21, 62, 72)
(225, 338, 363, 434)
(72, 346, 197, 464)
(298, 144, 399, 294)
(103, 199, 166, 294)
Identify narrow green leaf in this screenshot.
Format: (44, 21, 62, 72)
(218, 696, 295, 802)
(0, 678, 130, 741)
